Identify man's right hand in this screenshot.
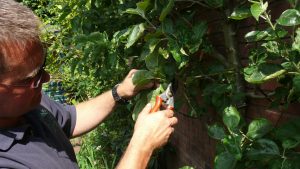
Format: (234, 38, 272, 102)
(132, 103, 178, 151)
(116, 103, 178, 169)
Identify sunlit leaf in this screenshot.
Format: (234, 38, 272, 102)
(159, 0, 174, 22)
(132, 92, 148, 121)
(159, 47, 169, 59)
(244, 64, 286, 84)
(262, 41, 280, 54)
(136, 0, 151, 12)
(293, 28, 300, 52)
(132, 70, 155, 87)
(246, 118, 273, 140)
(125, 8, 145, 18)
(126, 23, 145, 48)
(229, 7, 252, 20)
(250, 2, 268, 21)
(223, 106, 241, 130)
(179, 166, 195, 169)
(277, 9, 300, 26)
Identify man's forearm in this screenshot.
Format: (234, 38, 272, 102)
(72, 90, 116, 137)
(116, 134, 153, 169)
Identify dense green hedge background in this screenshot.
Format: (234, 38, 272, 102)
(20, 0, 300, 168)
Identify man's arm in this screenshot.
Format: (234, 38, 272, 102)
(72, 69, 151, 137)
(116, 104, 177, 169)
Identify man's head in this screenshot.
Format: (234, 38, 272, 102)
(0, 0, 50, 120)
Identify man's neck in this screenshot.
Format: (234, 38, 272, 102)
(0, 117, 24, 128)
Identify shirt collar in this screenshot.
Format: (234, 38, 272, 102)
(0, 124, 31, 151)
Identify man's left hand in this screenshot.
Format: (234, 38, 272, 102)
(117, 69, 154, 99)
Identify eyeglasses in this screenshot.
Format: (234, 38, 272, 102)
(0, 59, 47, 89)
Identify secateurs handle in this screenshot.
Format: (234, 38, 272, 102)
(150, 96, 174, 113)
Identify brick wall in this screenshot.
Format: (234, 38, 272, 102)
(164, 1, 297, 168)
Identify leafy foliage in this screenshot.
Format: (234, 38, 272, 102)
(22, 0, 300, 168)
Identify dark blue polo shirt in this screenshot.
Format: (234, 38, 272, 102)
(0, 93, 79, 169)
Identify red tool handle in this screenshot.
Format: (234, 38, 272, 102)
(150, 96, 163, 113)
(150, 96, 174, 112)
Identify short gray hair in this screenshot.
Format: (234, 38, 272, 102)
(0, 0, 41, 73)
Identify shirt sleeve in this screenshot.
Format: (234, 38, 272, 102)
(40, 92, 77, 138)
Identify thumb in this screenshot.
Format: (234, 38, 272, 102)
(140, 103, 152, 115)
(127, 69, 138, 78)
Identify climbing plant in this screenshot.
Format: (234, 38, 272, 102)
(22, 0, 300, 168)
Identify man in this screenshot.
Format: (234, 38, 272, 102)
(0, 0, 178, 168)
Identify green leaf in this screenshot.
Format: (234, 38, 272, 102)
(293, 28, 300, 52)
(275, 118, 300, 149)
(125, 8, 145, 18)
(148, 85, 164, 105)
(132, 92, 148, 121)
(169, 39, 183, 63)
(222, 135, 243, 160)
(246, 118, 273, 140)
(208, 124, 226, 140)
(244, 28, 288, 42)
(250, 2, 268, 21)
(245, 30, 269, 42)
(214, 152, 237, 169)
(262, 41, 279, 54)
(277, 9, 300, 26)
(125, 0, 150, 18)
(162, 19, 174, 35)
(281, 62, 294, 70)
(179, 166, 195, 169)
(145, 50, 162, 71)
(244, 64, 286, 84)
(246, 139, 280, 160)
(126, 23, 145, 48)
(282, 139, 300, 149)
(132, 70, 155, 87)
(205, 0, 224, 8)
(136, 0, 151, 12)
(293, 75, 300, 93)
(159, 0, 174, 22)
(188, 21, 207, 54)
(159, 47, 169, 59)
(229, 7, 252, 20)
(223, 106, 241, 130)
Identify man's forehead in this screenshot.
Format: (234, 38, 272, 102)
(0, 40, 44, 78)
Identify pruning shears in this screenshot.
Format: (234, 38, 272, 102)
(150, 83, 175, 113)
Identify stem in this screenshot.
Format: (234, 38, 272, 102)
(142, 16, 156, 30)
(246, 91, 275, 99)
(193, 70, 234, 79)
(211, 49, 230, 68)
(222, 4, 246, 107)
(263, 11, 275, 30)
(258, 87, 274, 103)
(281, 148, 287, 169)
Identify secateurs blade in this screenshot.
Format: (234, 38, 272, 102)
(150, 83, 175, 113)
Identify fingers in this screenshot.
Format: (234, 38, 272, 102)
(169, 117, 178, 126)
(127, 69, 138, 78)
(164, 109, 174, 118)
(140, 103, 152, 115)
